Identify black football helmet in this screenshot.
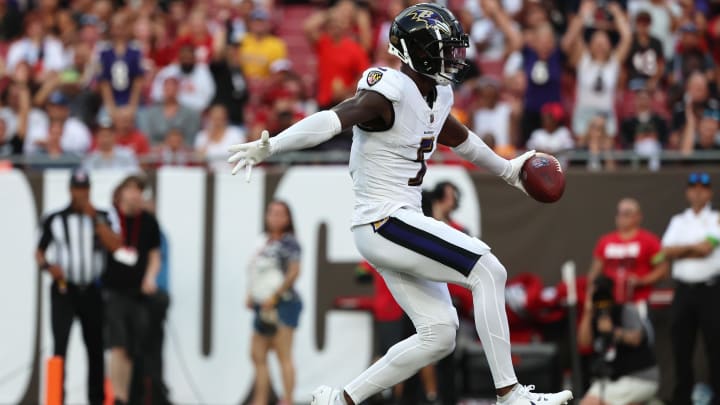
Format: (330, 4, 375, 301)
(388, 3, 469, 85)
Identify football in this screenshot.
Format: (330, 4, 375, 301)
(520, 153, 565, 203)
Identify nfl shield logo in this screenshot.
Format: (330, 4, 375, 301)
(367, 70, 383, 86)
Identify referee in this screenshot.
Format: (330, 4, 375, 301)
(660, 172, 720, 405)
(35, 169, 121, 405)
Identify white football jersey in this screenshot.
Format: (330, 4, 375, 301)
(349, 67, 454, 226)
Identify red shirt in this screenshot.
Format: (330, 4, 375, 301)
(117, 130, 151, 156)
(315, 34, 370, 107)
(358, 261, 404, 322)
(593, 229, 661, 303)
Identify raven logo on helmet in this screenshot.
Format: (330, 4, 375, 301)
(388, 3, 469, 86)
(407, 9, 452, 35)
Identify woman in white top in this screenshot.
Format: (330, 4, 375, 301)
(194, 104, 246, 172)
(562, 1, 632, 146)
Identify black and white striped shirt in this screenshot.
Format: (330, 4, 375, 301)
(38, 206, 120, 285)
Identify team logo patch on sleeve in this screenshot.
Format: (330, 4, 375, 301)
(367, 70, 383, 86)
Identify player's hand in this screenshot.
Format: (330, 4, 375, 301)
(502, 150, 536, 194)
(246, 296, 254, 309)
(228, 130, 272, 182)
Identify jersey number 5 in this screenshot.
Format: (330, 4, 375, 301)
(408, 137, 434, 186)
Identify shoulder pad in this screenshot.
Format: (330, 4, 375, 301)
(356, 67, 403, 103)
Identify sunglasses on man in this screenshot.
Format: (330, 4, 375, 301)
(688, 172, 711, 187)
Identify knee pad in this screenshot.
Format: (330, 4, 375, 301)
(417, 323, 457, 360)
(469, 253, 507, 290)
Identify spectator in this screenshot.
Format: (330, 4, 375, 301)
(628, 0, 680, 60)
(675, 0, 707, 37)
(28, 118, 83, 169)
(504, 23, 564, 145)
(194, 104, 245, 172)
(587, 198, 667, 306)
(98, 13, 145, 117)
(471, 77, 519, 158)
(304, 0, 370, 109)
(660, 172, 720, 405)
(0, 0, 23, 41)
(667, 23, 715, 92)
(35, 169, 121, 405)
(527, 102, 574, 166)
(104, 175, 162, 405)
(0, 73, 30, 159)
(57, 42, 100, 127)
(0, 115, 23, 160)
(563, 1, 632, 143)
(247, 200, 302, 405)
(238, 9, 288, 82)
(578, 275, 659, 405)
(25, 91, 91, 156)
(83, 119, 140, 171)
(150, 40, 216, 112)
(137, 75, 201, 146)
(620, 81, 669, 148)
(77, 14, 103, 51)
(6, 12, 66, 83)
(625, 11, 665, 90)
(619, 81, 668, 169)
(470, 0, 522, 65)
(681, 108, 720, 154)
(208, 21, 250, 127)
(584, 114, 615, 171)
(1, 64, 47, 141)
(671, 72, 720, 148)
(428, 181, 468, 234)
(176, 8, 214, 64)
(108, 106, 151, 158)
(150, 128, 195, 167)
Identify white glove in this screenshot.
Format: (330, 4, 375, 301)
(501, 150, 536, 194)
(228, 130, 272, 182)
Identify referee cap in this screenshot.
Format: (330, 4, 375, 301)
(69, 168, 90, 188)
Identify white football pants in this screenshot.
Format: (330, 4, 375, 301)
(345, 208, 518, 403)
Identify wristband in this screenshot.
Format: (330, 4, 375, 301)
(651, 251, 666, 265)
(40, 262, 50, 271)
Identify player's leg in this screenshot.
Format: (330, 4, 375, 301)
(353, 210, 517, 389)
(352, 208, 572, 403)
(341, 271, 458, 404)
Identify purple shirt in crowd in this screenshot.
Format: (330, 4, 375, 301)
(522, 45, 564, 113)
(98, 43, 144, 106)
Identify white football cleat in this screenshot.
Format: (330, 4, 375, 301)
(499, 384, 573, 405)
(310, 385, 343, 405)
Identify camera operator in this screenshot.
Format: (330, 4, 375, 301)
(578, 275, 659, 405)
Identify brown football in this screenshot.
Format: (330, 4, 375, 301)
(520, 153, 565, 203)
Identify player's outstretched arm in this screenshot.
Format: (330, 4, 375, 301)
(438, 114, 534, 193)
(228, 90, 392, 181)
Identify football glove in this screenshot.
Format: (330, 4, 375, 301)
(501, 150, 535, 194)
(228, 130, 272, 182)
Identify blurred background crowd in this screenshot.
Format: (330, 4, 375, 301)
(1, 0, 720, 172)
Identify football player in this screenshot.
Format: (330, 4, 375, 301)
(228, 3, 573, 405)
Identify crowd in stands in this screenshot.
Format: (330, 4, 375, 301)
(0, 0, 720, 172)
